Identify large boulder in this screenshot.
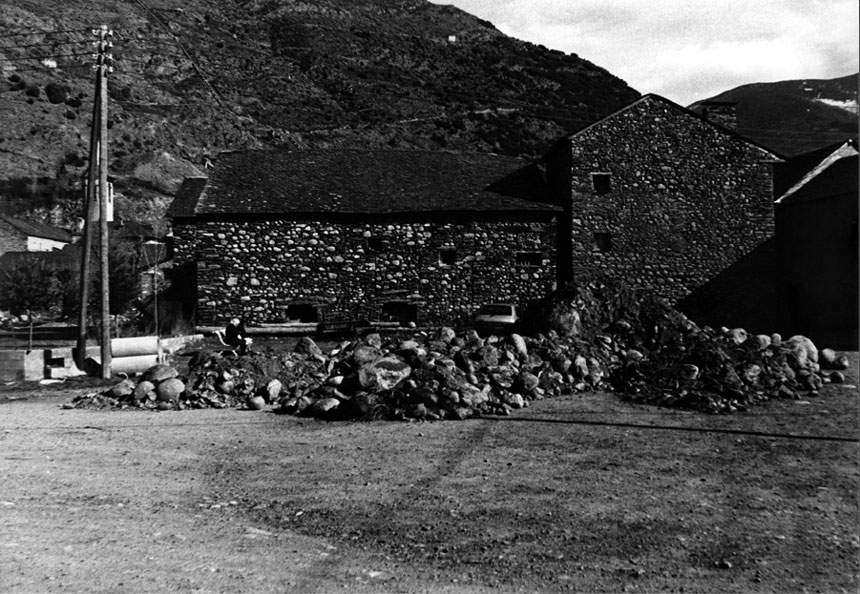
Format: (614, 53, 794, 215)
(358, 358, 412, 392)
(141, 364, 178, 383)
(510, 333, 528, 359)
(156, 378, 185, 402)
(474, 345, 500, 367)
(784, 335, 819, 368)
(294, 337, 323, 358)
(109, 379, 135, 399)
(459, 383, 490, 407)
(352, 344, 382, 366)
(437, 327, 457, 344)
(304, 397, 340, 417)
(347, 392, 382, 417)
(263, 378, 284, 402)
(133, 380, 156, 401)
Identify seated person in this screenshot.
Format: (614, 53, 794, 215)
(222, 317, 253, 354)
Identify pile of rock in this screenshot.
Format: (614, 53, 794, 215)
(66, 364, 187, 410)
(610, 328, 851, 413)
(66, 280, 852, 418)
(274, 329, 605, 420)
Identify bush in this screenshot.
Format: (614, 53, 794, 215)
(89, 237, 142, 316)
(0, 257, 60, 316)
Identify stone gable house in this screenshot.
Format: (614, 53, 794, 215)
(543, 94, 784, 331)
(0, 214, 73, 257)
(168, 149, 560, 328)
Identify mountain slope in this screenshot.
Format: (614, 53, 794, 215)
(0, 0, 639, 227)
(690, 74, 858, 157)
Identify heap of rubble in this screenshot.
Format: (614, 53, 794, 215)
(66, 280, 851, 418)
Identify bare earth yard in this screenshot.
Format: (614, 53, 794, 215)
(1, 353, 858, 593)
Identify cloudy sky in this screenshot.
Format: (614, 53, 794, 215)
(429, 0, 859, 106)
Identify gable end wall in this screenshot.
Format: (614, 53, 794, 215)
(565, 98, 775, 303)
(0, 221, 27, 257)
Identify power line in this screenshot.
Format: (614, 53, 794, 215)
(0, 28, 92, 40)
(0, 64, 94, 73)
(0, 52, 93, 63)
(0, 39, 90, 50)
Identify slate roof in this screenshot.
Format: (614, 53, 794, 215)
(778, 154, 858, 205)
(0, 214, 73, 243)
(168, 149, 559, 218)
(774, 139, 857, 198)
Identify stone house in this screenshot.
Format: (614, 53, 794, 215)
(774, 140, 858, 348)
(168, 149, 559, 328)
(542, 94, 784, 331)
(0, 214, 73, 257)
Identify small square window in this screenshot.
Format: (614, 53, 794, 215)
(594, 232, 612, 252)
(515, 251, 542, 267)
(592, 172, 611, 195)
(367, 237, 384, 251)
(439, 249, 457, 265)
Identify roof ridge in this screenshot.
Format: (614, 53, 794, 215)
(559, 93, 784, 161)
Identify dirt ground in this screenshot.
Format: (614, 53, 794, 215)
(0, 351, 857, 594)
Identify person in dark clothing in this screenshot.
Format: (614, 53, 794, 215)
(223, 317, 252, 354)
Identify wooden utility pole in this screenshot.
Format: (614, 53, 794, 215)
(74, 70, 99, 370)
(76, 25, 112, 377)
(97, 25, 112, 379)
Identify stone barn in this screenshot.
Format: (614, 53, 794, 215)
(169, 149, 559, 329)
(542, 94, 784, 332)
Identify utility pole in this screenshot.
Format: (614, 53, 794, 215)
(76, 25, 112, 378)
(97, 25, 112, 380)
(74, 69, 99, 370)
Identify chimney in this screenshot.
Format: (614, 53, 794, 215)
(700, 100, 738, 130)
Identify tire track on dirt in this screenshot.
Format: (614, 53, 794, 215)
(290, 419, 497, 593)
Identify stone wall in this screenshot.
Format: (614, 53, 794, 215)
(172, 215, 557, 327)
(547, 96, 776, 305)
(0, 220, 26, 257)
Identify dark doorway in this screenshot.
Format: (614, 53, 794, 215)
(287, 303, 319, 323)
(381, 301, 417, 326)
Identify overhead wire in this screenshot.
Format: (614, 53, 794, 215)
(0, 53, 94, 62)
(0, 27, 92, 40)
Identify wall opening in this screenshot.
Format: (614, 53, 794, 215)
(380, 301, 417, 326)
(593, 231, 612, 252)
(287, 303, 319, 323)
(591, 172, 612, 195)
(515, 251, 542, 267)
(438, 249, 457, 266)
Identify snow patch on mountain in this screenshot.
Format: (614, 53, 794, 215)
(814, 97, 858, 114)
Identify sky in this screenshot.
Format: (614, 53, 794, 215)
(428, 0, 859, 106)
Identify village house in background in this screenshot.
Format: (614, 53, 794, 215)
(543, 94, 783, 332)
(168, 149, 560, 329)
(0, 214, 73, 257)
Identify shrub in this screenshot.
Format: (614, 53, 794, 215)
(0, 256, 60, 316)
(89, 237, 142, 316)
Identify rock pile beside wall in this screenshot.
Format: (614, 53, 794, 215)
(67, 281, 849, 418)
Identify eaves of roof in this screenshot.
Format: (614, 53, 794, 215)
(0, 214, 73, 243)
